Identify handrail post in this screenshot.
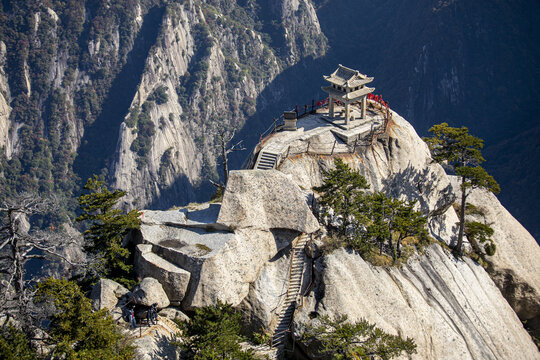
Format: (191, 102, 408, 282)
(331, 139, 336, 155)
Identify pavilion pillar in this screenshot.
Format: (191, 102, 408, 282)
(345, 102, 350, 125)
(361, 96, 367, 119)
(329, 96, 335, 118)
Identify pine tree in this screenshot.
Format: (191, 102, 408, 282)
(35, 278, 134, 360)
(314, 159, 370, 234)
(360, 193, 428, 262)
(424, 123, 500, 255)
(303, 314, 416, 360)
(175, 301, 256, 360)
(76, 176, 140, 286)
(0, 325, 37, 360)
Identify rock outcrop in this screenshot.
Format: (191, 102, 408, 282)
(135, 244, 191, 306)
(90, 279, 129, 311)
(449, 176, 540, 333)
(293, 245, 539, 360)
(132, 172, 319, 311)
(132, 277, 170, 309)
(217, 170, 319, 233)
(236, 108, 539, 358)
(277, 112, 460, 246)
(130, 104, 539, 357)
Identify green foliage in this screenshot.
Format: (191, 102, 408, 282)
(0, 325, 37, 360)
(303, 315, 416, 360)
(424, 123, 499, 255)
(314, 159, 370, 234)
(129, 102, 156, 170)
(174, 301, 256, 360)
(252, 328, 271, 345)
(357, 193, 429, 263)
(465, 221, 496, 257)
(148, 85, 169, 105)
(0, 0, 140, 206)
(423, 123, 485, 167)
(315, 160, 429, 264)
(35, 278, 134, 360)
(76, 176, 140, 287)
(455, 166, 500, 194)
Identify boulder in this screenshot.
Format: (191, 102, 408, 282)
(135, 202, 302, 310)
(217, 170, 320, 233)
(159, 307, 190, 323)
(135, 244, 190, 306)
(90, 279, 129, 311)
(133, 277, 170, 309)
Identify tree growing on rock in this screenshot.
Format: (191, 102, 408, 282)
(303, 314, 417, 360)
(423, 123, 500, 255)
(76, 176, 140, 287)
(315, 160, 428, 264)
(35, 278, 134, 360)
(210, 126, 245, 199)
(314, 159, 370, 234)
(174, 301, 256, 360)
(359, 193, 428, 262)
(0, 193, 80, 329)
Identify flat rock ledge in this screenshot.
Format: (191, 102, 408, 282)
(135, 244, 190, 306)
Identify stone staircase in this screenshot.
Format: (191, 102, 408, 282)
(254, 151, 280, 170)
(270, 234, 309, 358)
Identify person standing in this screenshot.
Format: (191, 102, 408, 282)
(129, 305, 137, 329)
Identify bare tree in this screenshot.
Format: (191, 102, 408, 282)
(212, 127, 245, 190)
(0, 193, 83, 329)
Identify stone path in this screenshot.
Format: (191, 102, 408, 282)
(270, 233, 309, 358)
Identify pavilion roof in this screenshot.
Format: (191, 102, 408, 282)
(321, 85, 375, 101)
(323, 64, 373, 88)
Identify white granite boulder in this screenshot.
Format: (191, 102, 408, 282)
(135, 244, 190, 306)
(90, 278, 129, 311)
(217, 170, 320, 233)
(133, 277, 170, 309)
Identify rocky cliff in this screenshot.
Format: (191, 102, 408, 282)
(130, 106, 539, 358)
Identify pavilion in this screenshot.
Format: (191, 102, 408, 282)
(321, 65, 375, 125)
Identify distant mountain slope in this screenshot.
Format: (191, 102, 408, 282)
(0, 0, 537, 238)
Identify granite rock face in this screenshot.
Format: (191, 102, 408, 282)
(292, 246, 539, 360)
(133, 277, 170, 309)
(90, 279, 129, 311)
(449, 176, 540, 330)
(132, 202, 307, 311)
(135, 244, 191, 306)
(217, 170, 320, 233)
